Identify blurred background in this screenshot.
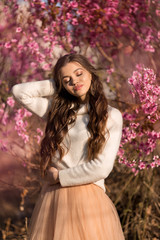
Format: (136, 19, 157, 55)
(0, 0, 160, 239)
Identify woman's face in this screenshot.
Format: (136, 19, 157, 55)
(60, 62, 92, 102)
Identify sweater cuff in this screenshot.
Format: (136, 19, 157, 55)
(58, 169, 69, 187)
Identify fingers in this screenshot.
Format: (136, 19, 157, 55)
(44, 167, 59, 184)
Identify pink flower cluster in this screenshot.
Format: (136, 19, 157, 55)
(0, 97, 43, 151)
(1, 0, 159, 81)
(34, 127, 43, 144)
(0, 103, 9, 126)
(7, 96, 15, 107)
(137, 27, 155, 52)
(106, 68, 114, 83)
(128, 65, 160, 122)
(14, 108, 32, 144)
(118, 66, 160, 173)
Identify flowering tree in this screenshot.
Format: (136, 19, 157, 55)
(118, 65, 160, 173)
(1, 0, 159, 169)
(0, 0, 160, 238)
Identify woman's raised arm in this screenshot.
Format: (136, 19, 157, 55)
(11, 79, 55, 119)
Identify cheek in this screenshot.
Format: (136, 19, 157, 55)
(62, 81, 69, 90)
(86, 75, 92, 88)
(63, 84, 73, 93)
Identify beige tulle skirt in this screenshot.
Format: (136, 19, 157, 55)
(27, 182, 125, 240)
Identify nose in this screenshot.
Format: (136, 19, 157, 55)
(71, 76, 78, 85)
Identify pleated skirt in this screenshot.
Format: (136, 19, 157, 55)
(27, 182, 125, 240)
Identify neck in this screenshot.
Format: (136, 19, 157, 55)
(78, 94, 89, 104)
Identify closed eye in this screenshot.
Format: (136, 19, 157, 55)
(63, 77, 71, 83)
(63, 72, 82, 83)
(77, 73, 82, 76)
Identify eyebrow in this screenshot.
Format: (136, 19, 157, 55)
(62, 68, 83, 80)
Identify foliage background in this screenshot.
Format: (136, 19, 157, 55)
(0, 0, 160, 239)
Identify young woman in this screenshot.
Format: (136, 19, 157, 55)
(12, 54, 125, 240)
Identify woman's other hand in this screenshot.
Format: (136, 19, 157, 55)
(44, 167, 59, 184)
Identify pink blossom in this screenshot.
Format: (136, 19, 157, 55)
(51, 22, 56, 28)
(98, 19, 102, 25)
(16, 27, 22, 33)
(70, 1, 78, 8)
(104, 7, 118, 17)
(37, 53, 45, 62)
(11, 39, 18, 43)
(131, 168, 136, 173)
(13, 108, 31, 143)
(40, 2, 46, 9)
(37, 128, 43, 136)
(2, 112, 8, 125)
(43, 35, 50, 41)
(145, 44, 155, 52)
(153, 155, 159, 161)
(31, 62, 37, 68)
(4, 42, 11, 48)
(14, 109, 24, 121)
(72, 18, 78, 25)
(117, 148, 125, 158)
(131, 168, 139, 176)
(33, 32, 38, 38)
(28, 41, 39, 53)
(150, 162, 156, 168)
(21, 133, 29, 143)
(43, 28, 49, 33)
(122, 113, 136, 121)
(7, 97, 15, 107)
(106, 76, 110, 83)
(139, 161, 146, 170)
(42, 63, 50, 71)
(16, 119, 24, 128)
(155, 159, 160, 167)
(36, 135, 41, 144)
(130, 123, 140, 128)
(23, 109, 32, 117)
(156, 10, 160, 16)
(129, 3, 139, 14)
(84, 16, 90, 23)
(106, 68, 114, 74)
(66, 13, 72, 19)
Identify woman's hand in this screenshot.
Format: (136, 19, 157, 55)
(44, 166, 59, 184)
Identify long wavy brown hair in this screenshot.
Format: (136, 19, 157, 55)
(40, 54, 109, 177)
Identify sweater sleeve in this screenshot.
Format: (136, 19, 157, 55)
(11, 79, 55, 119)
(59, 107, 123, 187)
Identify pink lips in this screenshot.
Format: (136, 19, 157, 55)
(74, 84, 83, 91)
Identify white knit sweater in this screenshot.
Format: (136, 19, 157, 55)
(11, 79, 123, 192)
